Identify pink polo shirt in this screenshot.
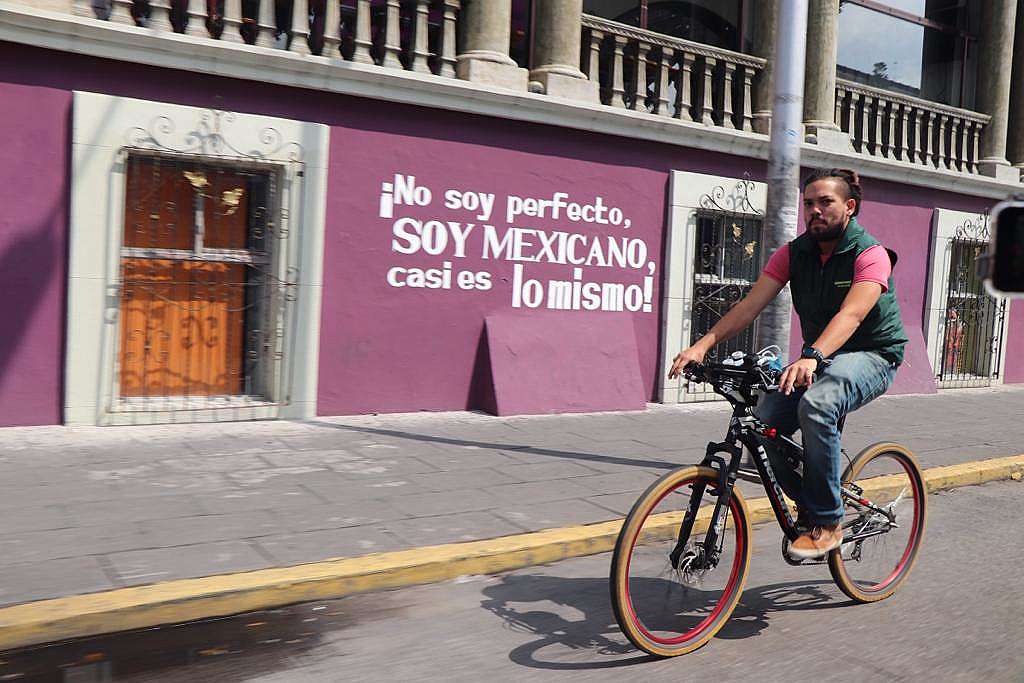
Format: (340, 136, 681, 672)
(763, 244, 891, 291)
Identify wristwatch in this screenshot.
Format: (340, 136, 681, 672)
(801, 346, 826, 372)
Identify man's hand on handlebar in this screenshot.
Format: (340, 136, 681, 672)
(668, 346, 706, 380)
(778, 357, 818, 395)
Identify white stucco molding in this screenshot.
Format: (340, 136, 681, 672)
(67, 90, 328, 425)
(2, 3, 1022, 201)
(923, 208, 1011, 388)
(660, 171, 768, 403)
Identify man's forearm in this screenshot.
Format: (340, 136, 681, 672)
(810, 311, 862, 357)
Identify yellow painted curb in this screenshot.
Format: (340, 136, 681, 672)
(0, 453, 1022, 652)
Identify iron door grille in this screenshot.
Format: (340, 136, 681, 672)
(110, 152, 296, 413)
(683, 209, 764, 402)
(936, 230, 1006, 388)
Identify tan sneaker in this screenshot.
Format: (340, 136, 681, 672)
(789, 524, 843, 560)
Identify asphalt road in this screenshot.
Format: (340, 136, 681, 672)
(4, 479, 1023, 682)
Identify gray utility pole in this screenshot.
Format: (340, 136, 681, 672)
(757, 0, 808, 362)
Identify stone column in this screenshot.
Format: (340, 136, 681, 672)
(803, 0, 851, 150)
(529, 0, 599, 101)
(1007, 0, 1024, 179)
(456, 0, 528, 91)
(751, 0, 778, 134)
(976, 0, 1019, 180)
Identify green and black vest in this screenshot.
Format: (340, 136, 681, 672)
(789, 218, 908, 366)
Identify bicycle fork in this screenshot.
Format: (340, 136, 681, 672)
(669, 442, 740, 570)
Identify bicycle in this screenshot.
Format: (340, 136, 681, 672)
(609, 349, 927, 657)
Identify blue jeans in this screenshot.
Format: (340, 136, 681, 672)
(754, 350, 897, 526)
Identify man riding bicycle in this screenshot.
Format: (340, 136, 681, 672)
(668, 168, 908, 560)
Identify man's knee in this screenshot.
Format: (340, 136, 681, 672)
(797, 389, 841, 427)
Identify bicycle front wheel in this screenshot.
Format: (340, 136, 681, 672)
(829, 443, 927, 603)
(610, 465, 752, 657)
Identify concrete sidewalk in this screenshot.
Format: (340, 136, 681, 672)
(0, 385, 1022, 609)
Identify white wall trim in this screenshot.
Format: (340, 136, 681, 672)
(660, 171, 768, 403)
(66, 90, 328, 425)
(924, 208, 1011, 388)
(2, 3, 1022, 201)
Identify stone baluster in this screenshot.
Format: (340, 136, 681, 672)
(220, 0, 244, 42)
(896, 104, 910, 162)
(678, 52, 696, 123)
(530, 0, 597, 100)
(456, 0, 526, 89)
(382, 0, 403, 69)
(633, 43, 649, 112)
(255, 0, 277, 48)
(322, 0, 341, 57)
(740, 65, 755, 131)
(937, 114, 951, 169)
(699, 56, 716, 125)
(657, 47, 672, 117)
(586, 29, 603, 84)
(954, 118, 968, 172)
(884, 102, 897, 159)
(144, 0, 175, 31)
(352, 0, 374, 64)
(855, 92, 870, 153)
(918, 111, 935, 165)
(875, 98, 889, 158)
(610, 35, 627, 108)
(833, 84, 844, 130)
(183, 0, 208, 36)
(721, 60, 737, 129)
(109, 0, 136, 24)
(837, 87, 854, 134)
(908, 108, 923, 165)
(409, 0, 431, 73)
(970, 120, 983, 173)
(73, 0, 95, 19)
(439, 0, 459, 77)
(290, 0, 311, 55)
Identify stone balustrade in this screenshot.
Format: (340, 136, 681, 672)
(580, 14, 766, 131)
(835, 79, 991, 174)
(71, 0, 459, 77)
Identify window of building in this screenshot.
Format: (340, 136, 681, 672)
(583, 0, 751, 53)
(924, 209, 1010, 390)
(837, 0, 979, 109)
(660, 172, 767, 404)
(510, 0, 533, 67)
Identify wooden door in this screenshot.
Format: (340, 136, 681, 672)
(118, 156, 254, 398)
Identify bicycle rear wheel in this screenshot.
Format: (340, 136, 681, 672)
(828, 443, 927, 603)
(610, 465, 751, 657)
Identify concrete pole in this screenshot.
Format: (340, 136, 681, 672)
(529, 0, 599, 101)
(455, 0, 528, 91)
(803, 0, 850, 150)
(976, 0, 1019, 181)
(751, 0, 778, 134)
(1007, 0, 1024, 180)
(757, 0, 808, 363)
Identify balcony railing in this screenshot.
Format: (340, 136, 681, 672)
(835, 79, 991, 174)
(71, 0, 459, 77)
(580, 14, 767, 131)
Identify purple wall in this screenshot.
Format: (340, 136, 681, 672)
(0, 82, 69, 426)
(1005, 301, 1024, 383)
(0, 41, 1012, 423)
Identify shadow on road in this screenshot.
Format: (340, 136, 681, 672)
(480, 573, 851, 671)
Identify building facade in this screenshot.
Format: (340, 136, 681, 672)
(0, 0, 1022, 427)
